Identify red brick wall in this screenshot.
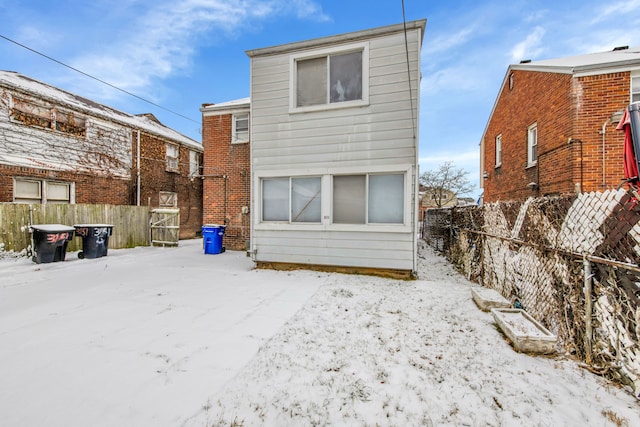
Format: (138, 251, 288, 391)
(135, 131, 203, 239)
(0, 164, 131, 204)
(573, 72, 629, 192)
(202, 113, 251, 251)
(483, 70, 630, 203)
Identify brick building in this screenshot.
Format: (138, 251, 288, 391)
(480, 46, 640, 202)
(0, 71, 203, 238)
(200, 98, 251, 250)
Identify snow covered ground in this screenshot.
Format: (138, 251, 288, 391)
(0, 239, 638, 426)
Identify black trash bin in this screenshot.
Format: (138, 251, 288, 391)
(74, 224, 114, 259)
(30, 224, 75, 264)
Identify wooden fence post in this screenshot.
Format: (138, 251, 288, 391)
(584, 256, 593, 364)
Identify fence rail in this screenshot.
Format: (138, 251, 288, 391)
(0, 203, 151, 254)
(423, 189, 640, 398)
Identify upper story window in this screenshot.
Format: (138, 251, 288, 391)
(232, 113, 249, 143)
(291, 42, 369, 112)
(10, 97, 86, 137)
(166, 143, 179, 172)
(495, 134, 502, 167)
(527, 123, 538, 167)
(11, 98, 52, 130)
(54, 110, 86, 137)
(189, 150, 201, 177)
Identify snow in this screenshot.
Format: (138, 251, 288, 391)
(0, 239, 638, 426)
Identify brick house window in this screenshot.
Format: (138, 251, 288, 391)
(189, 150, 201, 177)
(291, 42, 369, 111)
(10, 98, 52, 130)
(495, 134, 502, 167)
(166, 143, 179, 172)
(527, 123, 537, 167)
(232, 113, 249, 143)
(632, 75, 640, 102)
(14, 178, 73, 204)
(159, 191, 177, 207)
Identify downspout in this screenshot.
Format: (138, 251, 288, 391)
(136, 130, 141, 206)
(601, 120, 607, 190)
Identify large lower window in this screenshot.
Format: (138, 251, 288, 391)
(334, 174, 404, 224)
(262, 177, 321, 223)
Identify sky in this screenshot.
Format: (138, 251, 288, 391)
(2, 0, 640, 197)
(1, 239, 638, 426)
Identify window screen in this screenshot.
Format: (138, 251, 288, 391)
(333, 175, 366, 224)
(368, 174, 404, 223)
(291, 177, 321, 222)
(330, 51, 363, 103)
(296, 57, 327, 107)
(262, 178, 289, 221)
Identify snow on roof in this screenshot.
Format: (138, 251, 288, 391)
(200, 97, 250, 113)
(0, 71, 202, 150)
(511, 46, 640, 74)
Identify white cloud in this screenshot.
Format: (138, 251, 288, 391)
(67, 0, 330, 99)
(510, 26, 545, 63)
(423, 27, 476, 56)
(593, 0, 640, 23)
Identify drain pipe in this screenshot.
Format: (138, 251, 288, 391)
(584, 256, 593, 364)
(136, 130, 141, 206)
(601, 120, 607, 190)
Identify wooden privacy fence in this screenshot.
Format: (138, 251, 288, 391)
(0, 203, 151, 253)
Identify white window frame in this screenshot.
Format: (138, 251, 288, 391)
(527, 123, 538, 167)
(256, 165, 412, 233)
(232, 113, 249, 143)
(13, 178, 74, 204)
(632, 71, 640, 103)
(289, 41, 369, 114)
(495, 134, 502, 167)
(261, 176, 322, 223)
(166, 143, 179, 172)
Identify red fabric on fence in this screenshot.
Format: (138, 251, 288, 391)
(616, 108, 639, 183)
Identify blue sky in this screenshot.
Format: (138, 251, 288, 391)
(2, 0, 640, 197)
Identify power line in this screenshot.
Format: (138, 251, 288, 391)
(0, 34, 199, 124)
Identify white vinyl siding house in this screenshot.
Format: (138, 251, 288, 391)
(246, 20, 425, 276)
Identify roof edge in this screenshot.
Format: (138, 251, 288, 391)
(246, 19, 426, 58)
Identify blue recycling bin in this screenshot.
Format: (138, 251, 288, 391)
(202, 224, 226, 254)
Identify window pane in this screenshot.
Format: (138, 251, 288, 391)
(47, 182, 70, 201)
(291, 177, 321, 222)
(297, 57, 327, 107)
(368, 174, 404, 223)
(333, 175, 365, 224)
(330, 51, 362, 103)
(633, 77, 640, 93)
(263, 178, 289, 221)
(15, 180, 41, 199)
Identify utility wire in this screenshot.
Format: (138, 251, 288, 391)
(0, 34, 199, 124)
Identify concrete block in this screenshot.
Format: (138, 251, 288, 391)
(491, 308, 557, 354)
(471, 286, 511, 312)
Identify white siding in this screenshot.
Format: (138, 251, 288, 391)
(0, 89, 132, 177)
(250, 22, 423, 272)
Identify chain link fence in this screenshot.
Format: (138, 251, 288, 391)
(423, 189, 640, 398)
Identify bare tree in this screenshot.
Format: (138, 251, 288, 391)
(420, 161, 473, 208)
